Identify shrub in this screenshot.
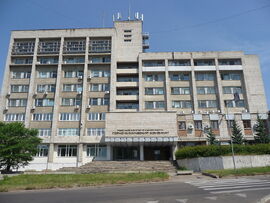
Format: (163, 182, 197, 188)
(175, 144, 270, 159)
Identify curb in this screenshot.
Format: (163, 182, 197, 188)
(202, 172, 219, 179)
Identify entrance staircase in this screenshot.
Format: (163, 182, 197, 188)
(58, 161, 178, 174)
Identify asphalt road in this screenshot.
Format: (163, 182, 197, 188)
(1, 175, 270, 203)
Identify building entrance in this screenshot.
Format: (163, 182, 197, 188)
(113, 146, 140, 160)
(144, 146, 171, 160)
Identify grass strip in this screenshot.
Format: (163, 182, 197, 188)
(0, 172, 169, 192)
(204, 166, 270, 178)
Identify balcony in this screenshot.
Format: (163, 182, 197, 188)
(116, 102, 139, 110)
(142, 32, 149, 40)
(12, 41, 35, 55)
(38, 41, 61, 54)
(142, 42, 149, 49)
(63, 40, 86, 54)
(11, 58, 33, 65)
(89, 39, 111, 53)
(63, 57, 85, 64)
(37, 57, 58, 65)
(89, 56, 111, 64)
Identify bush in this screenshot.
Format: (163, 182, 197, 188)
(175, 144, 270, 159)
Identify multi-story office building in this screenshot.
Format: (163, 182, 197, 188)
(0, 17, 268, 170)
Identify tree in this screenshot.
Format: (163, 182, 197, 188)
(0, 122, 41, 172)
(206, 128, 219, 145)
(231, 120, 245, 144)
(254, 116, 270, 143)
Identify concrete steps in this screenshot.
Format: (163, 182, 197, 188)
(58, 161, 177, 173)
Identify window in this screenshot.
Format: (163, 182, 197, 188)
(124, 39, 131, 42)
(59, 113, 80, 121)
(124, 35, 132, 37)
(116, 102, 139, 109)
(198, 100, 217, 108)
(38, 128, 51, 136)
(87, 128, 105, 136)
(61, 98, 81, 106)
(64, 71, 83, 78)
(87, 145, 107, 157)
(227, 120, 234, 128)
(170, 73, 190, 81)
(88, 112, 106, 121)
(90, 84, 109, 92)
(91, 70, 110, 77)
(38, 71, 57, 78)
(196, 73, 215, 81)
(11, 85, 29, 93)
(143, 61, 165, 67)
(117, 89, 139, 95)
(194, 59, 215, 66)
(35, 99, 54, 107)
(218, 59, 242, 65)
(38, 41, 61, 54)
(144, 74, 164, 81)
(168, 60, 191, 66)
(172, 101, 192, 108)
(145, 88, 164, 95)
(89, 98, 109, 106)
(124, 30, 132, 33)
(12, 41, 35, 55)
(117, 76, 138, 82)
(8, 99, 27, 107)
(12, 71, 31, 79)
(36, 145, 49, 157)
(195, 121, 203, 130)
(171, 87, 190, 95)
(197, 87, 216, 95)
(179, 121, 186, 130)
(58, 128, 80, 136)
(5, 113, 25, 121)
(211, 121, 219, 130)
(37, 84, 56, 93)
(13, 58, 33, 64)
(32, 113, 53, 121)
(223, 86, 242, 94)
(145, 101, 165, 109)
(224, 100, 245, 108)
(63, 84, 83, 92)
(57, 145, 77, 157)
(64, 40, 86, 53)
(63, 57, 84, 64)
(243, 120, 251, 129)
(221, 73, 241, 80)
(89, 39, 111, 53)
(89, 56, 110, 63)
(38, 58, 58, 64)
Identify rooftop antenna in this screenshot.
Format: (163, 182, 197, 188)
(112, 14, 115, 22)
(102, 11, 105, 28)
(135, 12, 139, 20)
(117, 12, 122, 20)
(141, 14, 144, 21)
(128, 1, 131, 20)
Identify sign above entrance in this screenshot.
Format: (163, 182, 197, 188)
(105, 112, 178, 138)
(105, 137, 178, 143)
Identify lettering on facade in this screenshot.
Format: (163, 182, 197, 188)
(112, 129, 169, 135)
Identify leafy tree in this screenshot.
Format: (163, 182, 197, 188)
(0, 122, 41, 172)
(231, 120, 245, 145)
(254, 116, 270, 144)
(206, 128, 219, 145)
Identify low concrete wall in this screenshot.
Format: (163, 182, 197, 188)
(177, 155, 270, 172)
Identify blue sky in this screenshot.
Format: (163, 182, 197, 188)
(1, 0, 270, 108)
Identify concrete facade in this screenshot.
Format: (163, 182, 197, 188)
(0, 18, 269, 171)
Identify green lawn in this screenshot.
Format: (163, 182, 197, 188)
(0, 172, 169, 192)
(204, 166, 270, 178)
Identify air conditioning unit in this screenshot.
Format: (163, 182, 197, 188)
(188, 124, 194, 130)
(36, 61, 41, 64)
(33, 92, 37, 97)
(217, 110, 221, 113)
(191, 110, 194, 114)
(75, 105, 80, 109)
(77, 91, 82, 95)
(78, 75, 83, 80)
(44, 91, 48, 95)
(31, 106, 36, 110)
(6, 92, 11, 97)
(86, 105, 91, 109)
(4, 106, 8, 111)
(87, 75, 92, 79)
(105, 90, 110, 94)
(204, 124, 210, 129)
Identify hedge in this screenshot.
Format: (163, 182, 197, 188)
(175, 144, 270, 159)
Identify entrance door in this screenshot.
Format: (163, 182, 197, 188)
(144, 146, 171, 160)
(113, 147, 140, 160)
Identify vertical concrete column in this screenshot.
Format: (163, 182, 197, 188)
(24, 38, 39, 127)
(79, 37, 89, 140)
(109, 35, 117, 111)
(215, 58, 225, 113)
(138, 56, 143, 111)
(140, 144, 144, 161)
(50, 37, 64, 142)
(165, 59, 171, 111)
(171, 144, 178, 160)
(48, 143, 54, 163)
(190, 54, 198, 113)
(77, 143, 83, 165)
(107, 145, 112, 160)
(0, 37, 14, 121)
